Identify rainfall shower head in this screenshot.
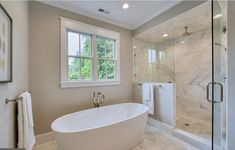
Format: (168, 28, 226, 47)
(182, 26, 192, 37)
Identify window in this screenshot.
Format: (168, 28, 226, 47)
(148, 49, 157, 64)
(60, 17, 120, 88)
(68, 31, 92, 80)
(97, 37, 115, 80)
(159, 50, 166, 64)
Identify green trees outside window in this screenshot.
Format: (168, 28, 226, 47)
(68, 31, 115, 81)
(97, 37, 115, 80)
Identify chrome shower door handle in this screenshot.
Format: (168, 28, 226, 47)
(207, 82, 224, 103)
(207, 82, 212, 103)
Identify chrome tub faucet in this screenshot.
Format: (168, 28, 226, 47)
(93, 92, 105, 107)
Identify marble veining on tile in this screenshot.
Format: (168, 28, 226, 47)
(33, 126, 199, 150)
(175, 28, 212, 123)
(133, 28, 212, 137)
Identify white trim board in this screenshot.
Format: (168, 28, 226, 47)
(60, 17, 121, 88)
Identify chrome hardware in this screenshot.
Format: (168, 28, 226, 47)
(207, 82, 223, 103)
(214, 42, 227, 51)
(93, 92, 105, 107)
(222, 26, 227, 34)
(5, 96, 23, 104)
(5, 91, 31, 104)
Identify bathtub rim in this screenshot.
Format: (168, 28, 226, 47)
(51, 103, 149, 133)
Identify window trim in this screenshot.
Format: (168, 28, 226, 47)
(60, 17, 120, 88)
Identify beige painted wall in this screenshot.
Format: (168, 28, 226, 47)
(0, 1, 29, 148)
(29, 1, 133, 135)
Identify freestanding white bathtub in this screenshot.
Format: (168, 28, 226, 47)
(51, 103, 149, 150)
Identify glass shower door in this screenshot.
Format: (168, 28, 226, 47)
(211, 0, 227, 149)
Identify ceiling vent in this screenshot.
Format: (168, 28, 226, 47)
(98, 8, 110, 15)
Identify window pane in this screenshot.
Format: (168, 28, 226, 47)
(68, 31, 79, 56)
(148, 49, 157, 64)
(80, 34, 92, 57)
(68, 57, 80, 80)
(98, 60, 106, 80)
(107, 61, 115, 79)
(97, 37, 106, 59)
(81, 58, 92, 80)
(106, 40, 115, 59)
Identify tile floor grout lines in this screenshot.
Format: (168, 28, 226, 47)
(34, 125, 199, 150)
(176, 115, 212, 141)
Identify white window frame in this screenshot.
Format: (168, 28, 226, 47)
(60, 17, 120, 88)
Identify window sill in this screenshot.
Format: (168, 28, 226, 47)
(60, 80, 121, 88)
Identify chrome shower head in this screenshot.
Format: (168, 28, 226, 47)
(182, 26, 192, 37)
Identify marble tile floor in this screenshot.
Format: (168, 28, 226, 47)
(176, 115, 212, 141)
(34, 125, 199, 150)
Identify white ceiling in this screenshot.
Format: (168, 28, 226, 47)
(40, 0, 182, 30)
(135, 2, 211, 43)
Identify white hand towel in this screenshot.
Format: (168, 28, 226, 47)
(18, 92, 36, 150)
(142, 83, 154, 114)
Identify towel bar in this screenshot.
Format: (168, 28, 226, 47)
(5, 96, 23, 104)
(5, 91, 31, 104)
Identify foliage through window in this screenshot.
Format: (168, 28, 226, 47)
(61, 17, 120, 87)
(68, 31, 92, 80)
(97, 37, 115, 80)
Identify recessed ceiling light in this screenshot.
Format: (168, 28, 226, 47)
(122, 3, 129, 9)
(162, 34, 168, 37)
(213, 14, 223, 19)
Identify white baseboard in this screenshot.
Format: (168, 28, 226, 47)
(35, 132, 54, 145)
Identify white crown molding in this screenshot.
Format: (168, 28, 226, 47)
(37, 0, 182, 30)
(38, 1, 134, 30)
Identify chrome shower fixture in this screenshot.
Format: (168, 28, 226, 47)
(182, 26, 192, 37)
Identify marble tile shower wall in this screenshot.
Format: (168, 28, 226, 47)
(133, 39, 175, 83)
(175, 28, 212, 122)
(133, 28, 212, 122)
